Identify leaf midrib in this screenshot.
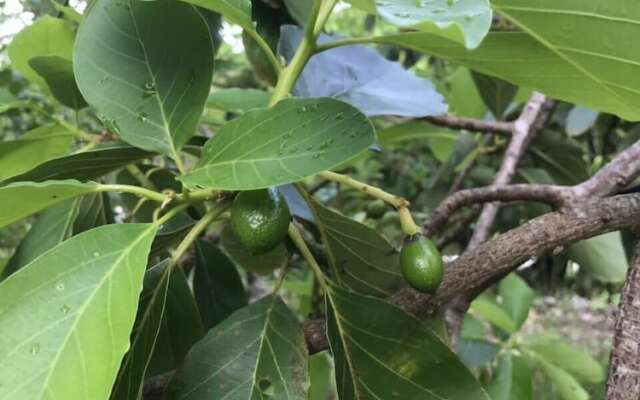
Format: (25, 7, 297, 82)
(493, 5, 632, 112)
(35, 224, 156, 399)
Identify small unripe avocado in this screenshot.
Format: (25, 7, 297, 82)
(366, 199, 387, 219)
(230, 188, 291, 255)
(400, 235, 443, 293)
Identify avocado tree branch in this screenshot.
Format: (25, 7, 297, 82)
(423, 184, 570, 236)
(423, 114, 514, 134)
(467, 92, 554, 249)
(606, 235, 640, 400)
(303, 193, 640, 353)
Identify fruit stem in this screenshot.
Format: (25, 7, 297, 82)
(288, 223, 330, 292)
(399, 207, 422, 236)
(318, 170, 410, 209)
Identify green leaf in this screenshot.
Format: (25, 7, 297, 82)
(111, 260, 172, 400)
(325, 284, 490, 399)
(29, 56, 87, 109)
(566, 106, 599, 137)
(148, 265, 204, 376)
(374, 0, 492, 49)
(498, 273, 534, 330)
(169, 295, 310, 399)
(74, 0, 214, 156)
(567, 231, 629, 283)
(377, 121, 458, 146)
(344, 0, 376, 13)
(0, 180, 98, 228)
(302, 192, 404, 297)
(180, 98, 376, 190)
(486, 354, 533, 400)
(182, 0, 252, 31)
(8, 16, 75, 92)
(221, 225, 289, 275)
(470, 295, 517, 334)
(207, 88, 271, 113)
(73, 193, 110, 234)
(471, 71, 518, 118)
(193, 240, 247, 330)
(535, 357, 589, 400)
(3, 142, 151, 184)
(0, 124, 75, 182)
(1, 199, 79, 280)
(456, 339, 501, 369)
(528, 339, 604, 384)
(378, 0, 640, 121)
(445, 67, 488, 118)
(0, 223, 158, 400)
(308, 352, 336, 400)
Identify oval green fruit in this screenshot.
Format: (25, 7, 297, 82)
(230, 187, 291, 255)
(366, 199, 387, 219)
(400, 235, 443, 293)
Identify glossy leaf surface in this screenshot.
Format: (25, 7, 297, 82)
(0, 223, 158, 400)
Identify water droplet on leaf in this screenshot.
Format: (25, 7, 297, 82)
(30, 343, 40, 355)
(55, 283, 65, 291)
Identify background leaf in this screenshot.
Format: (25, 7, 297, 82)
(180, 98, 376, 190)
(169, 295, 309, 399)
(486, 354, 533, 400)
(566, 106, 599, 137)
(471, 71, 518, 118)
(279, 26, 447, 118)
(535, 357, 589, 400)
(0, 199, 79, 280)
(8, 16, 75, 92)
(470, 295, 516, 334)
(0, 223, 157, 400)
(29, 56, 87, 109)
(527, 339, 604, 384)
(74, 0, 214, 156)
(498, 273, 534, 330)
(182, 0, 252, 31)
(0, 124, 75, 182)
(0, 180, 98, 228)
(326, 284, 490, 399)
(567, 231, 629, 283)
(193, 240, 247, 330)
(3, 142, 151, 184)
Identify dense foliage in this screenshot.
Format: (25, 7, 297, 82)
(0, 0, 637, 399)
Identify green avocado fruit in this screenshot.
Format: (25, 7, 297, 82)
(366, 199, 387, 219)
(230, 187, 291, 255)
(400, 235, 443, 293)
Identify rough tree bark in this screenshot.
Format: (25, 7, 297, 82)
(606, 239, 640, 400)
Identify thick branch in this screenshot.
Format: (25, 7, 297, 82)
(304, 193, 640, 353)
(423, 114, 514, 134)
(423, 184, 569, 236)
(468, 92, 552, 249)
(606, 239, 640, 400)
(573, 140, 640, 198)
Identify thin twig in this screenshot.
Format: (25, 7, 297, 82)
(423, 114, 514, 134)
(467, 92, 553, 249)
(423, 184, 569, 236)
